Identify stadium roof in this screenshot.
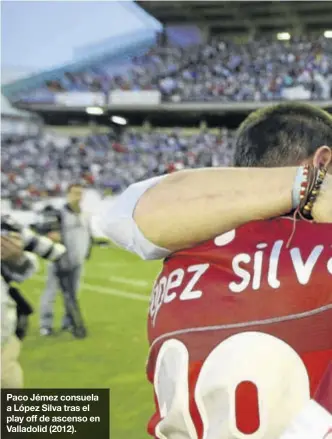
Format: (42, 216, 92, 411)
(137, 1, 332, 34)
(1, 30, 155, 99)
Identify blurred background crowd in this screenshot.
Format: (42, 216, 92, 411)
(1, 128, 234, 209)
(45, 36, 332, 102)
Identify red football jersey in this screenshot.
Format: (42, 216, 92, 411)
(147, 218, 332, 439)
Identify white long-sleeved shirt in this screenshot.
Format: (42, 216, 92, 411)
(92, 176, 171, 260)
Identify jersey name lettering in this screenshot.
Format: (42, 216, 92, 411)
(149, 239, 331, 327)
(150, 264, 209, 326)
(230, 240, 330, 293)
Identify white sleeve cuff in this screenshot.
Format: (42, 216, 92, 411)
(93, 176, 172, 260)
(279, 400, 332, 439)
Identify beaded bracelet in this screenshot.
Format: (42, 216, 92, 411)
(287, 163, 328, 248)
(299, 165, 328, 220)
(292, 166, 308, 209)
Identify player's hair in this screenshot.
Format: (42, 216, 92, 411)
(234, 102, 332, 167)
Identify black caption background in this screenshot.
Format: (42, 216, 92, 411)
(1, 389, 110, 439)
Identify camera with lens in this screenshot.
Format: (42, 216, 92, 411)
(34, 205, 62, 236)
(1, 213, 66, 262)
(1, 213, 67, 341)
(1, 214, 23, 235)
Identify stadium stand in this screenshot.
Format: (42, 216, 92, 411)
(2, 2, 332, 106)
(2, 1, 332, 210)
(44, 36, 332, 103)
(3, 36, 332, 104)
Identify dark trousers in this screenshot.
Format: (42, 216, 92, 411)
(40, 264, 86, 336)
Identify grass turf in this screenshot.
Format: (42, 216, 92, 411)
(19, 246, 162, 439)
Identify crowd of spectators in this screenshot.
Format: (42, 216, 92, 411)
(45, 35, 332, 102)
(1, 128, 235, 209)
(4, 35, 331, 209)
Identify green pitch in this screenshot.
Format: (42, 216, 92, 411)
(20, 246, 162, 439)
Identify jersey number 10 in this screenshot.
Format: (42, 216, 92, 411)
(153, 332, 311, 439)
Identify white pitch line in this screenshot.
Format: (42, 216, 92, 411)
(96, 262, 130, 269)
(81, 282, 150, 302)
(108, 276, 149, 287)
(79, 273, 149, 287)
(33, 275, 150, 302)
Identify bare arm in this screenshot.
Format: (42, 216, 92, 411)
(96, 167, 330, 259)
(133, 167, 297, 252)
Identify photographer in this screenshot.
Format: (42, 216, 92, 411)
(1, 232, 38, 388)
(1, 214, 67, 382)
(39, 184, 92, 339)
